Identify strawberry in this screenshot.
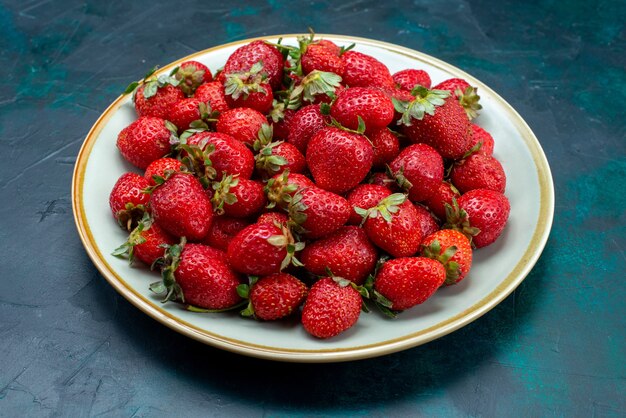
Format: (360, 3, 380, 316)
(184, 131, 254, 180)
(211, 174, 266, 218)
(174, 61, 213, 96)
(116, 116, 174, 170)
(414, 204, 440, 238)
(144, 157, 183, 185)
(301, 42, 344, 76)
(467, 124, 494, 156)
(216, 107, 267, 146)
(342, 50, 394, 88)
(287, 104, 328, 153)
(446, 189, 510, 248)
(288, 187, 350, 239)
(167, 98, 208, 132)
(368, 172, 399, 191)
(296, 70, 344, 105)
(134, 83, 185, 119)
(306, 127, 373, 194)
(202, 216, 250, 251)
(270, 108, 296, 140)
(257, 211, 289, 226)
(356, 193, 423, 257)
(113, 214, 175, 266)
(422, 229, 473, 285)
(253, 124, 305, 178)
(193, 81, 230, 114)
(424, 181, 461, 221)
(109, 172, 150, 230)
(389, 143, 444, 202)
(330, 87, 394, 131)
(151, 240, 242, 310)
(150, 173, 214, 241)
(222, 40, 284, 90)
(433, 78, 482, 120)
(396, 86, 472, 160)
(373, 257, 446, 311)
(301, 277, 362, 338)
(265, 170, 315, 209)
(238, 273, 307, 321)
(392, 68, 432, 90)
(316, 39, 342, 55)
(346, 184, 391, 225)
(301, 226, 378, 284)
(227, 222, 304, 275)
(450, 153, 506, 194)
(370, 128, 400, 168)
(223, 61, 274, 114)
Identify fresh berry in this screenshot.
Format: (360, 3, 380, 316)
(373, 257, 446, 311)
(424, 181, 461, 221)
(450, 154, 506, 194)
(433, 78, 481, 120)
(288, 187, 350, 239)
(174, 61, 213, 96)
(202, 216, 250, 251)
(330, 87, 394, 131)
(253, 124, 305, 178)
(422, 229, 473, 285)
(467, 124, 494, 156)
(265, 171, 315, 209)
(414, 204, 440, 238)
(301, 42, 344, 76)
(193, 81, 230, 114)
(287, 104, 328, 153)
(222, 40, 284, 90)
(223, 61, 274, 114)
(216, 107, 267, 146)
(393, 69, 432, 90)
(113, 215, 175, 266)
(389, 143, 444, 202)
(270, 108, 296, 140)
(185, 131, 254, 180)
(144, 157, 183, 185)
(211, 175, 267, 218)
(301, 277, 362, 338)
(150, 173, 214, 241)
(109, 172, 151, 230)
(370, 128, 400, 168)
(257, 211, 289, 226)
(239, 273, 307, 321)
(342, 50, 394, 88)
(346, 184, 391, 225)
(134, 84, 184, 119)
(167, 98, 206, 132)
(306, 127, 373, 194)
(116, 116, 174, 169)
(301, 226, 378, 284)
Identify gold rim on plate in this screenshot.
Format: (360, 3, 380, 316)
(72, 34, 555, 362)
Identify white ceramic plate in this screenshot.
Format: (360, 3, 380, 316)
(72, 35, 554, 362)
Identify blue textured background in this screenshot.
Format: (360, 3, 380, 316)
(1, 0, 625, 416)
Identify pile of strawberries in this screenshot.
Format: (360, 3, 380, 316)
(109, 34, 510, 339)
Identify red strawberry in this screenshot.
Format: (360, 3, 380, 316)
(316, 39, 342, 55)
(297, 70, 344, 105)
(113, 215, 175, 266)
(216, 107, 267, 146)
(422, 229, 473, 285)
(433, 78, 482, 120)
(450, 154, 506, 194)
(467, 124, 494, 156)
(306, 127, 373, 194)
(185, 131, 254, 180)
(227, 222, 304, 276)
(373, 257, 446, 311)
(270, 108, 296, 140)
(397, 86, 472, 160)
(152, 240, 242, 310)
(302, 226, 378, 284)
(253, 124, 305, 178)
(257, 211, 289, 226)
(202, 216, 250, 251)
(211, 175, 266, 218)
(342, 51, 394, 88)
(330, 87, 394, 131)
(174, 61, 213, 96)
(389, 143, 444, 202)
(109, 172, 150, 230)
(223, 61, 274, 114)
(116, 116, 174, 169)
(424, 181, 461, 221)
(222, 40, 284, 90)
(134, 84, 185, 119)
(265, 171, 315, 209)
(370, 128, 400, 168)
(238, 273, 307, 321)
(392, 69, 432, 90)
(167, 98, 206, 132)
(193, 81, 230, 114)
(346, 184, 391, 225)
(301, 277, 362, 338)
(287, 104, 328, 153)
(357, 193, 423, 257)
(447, 189, 510, 248)
(144, 157, 183, 185)
(414, 204, 440, 238)
(288, 187, 350, 239)
(368, 172, 399, 191)
(150, 173, 214, 241)
(301, 43, 344, 76)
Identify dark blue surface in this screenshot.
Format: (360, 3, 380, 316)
(1, 0, 625, 416)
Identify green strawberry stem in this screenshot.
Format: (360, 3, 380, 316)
(422, 239, 461, 285)
(457, 86, 482, 120)
(112, 212, 152, 264)
(150, 237, 187, 303)
(392, 86, 450, 126)
(442, 198, 481, 246)
(211, 173, 240, 215)
(354, 193, 407, 225)
(115, 202, 148, 231)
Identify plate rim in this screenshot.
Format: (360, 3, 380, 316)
(72, 34, 555, 363)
